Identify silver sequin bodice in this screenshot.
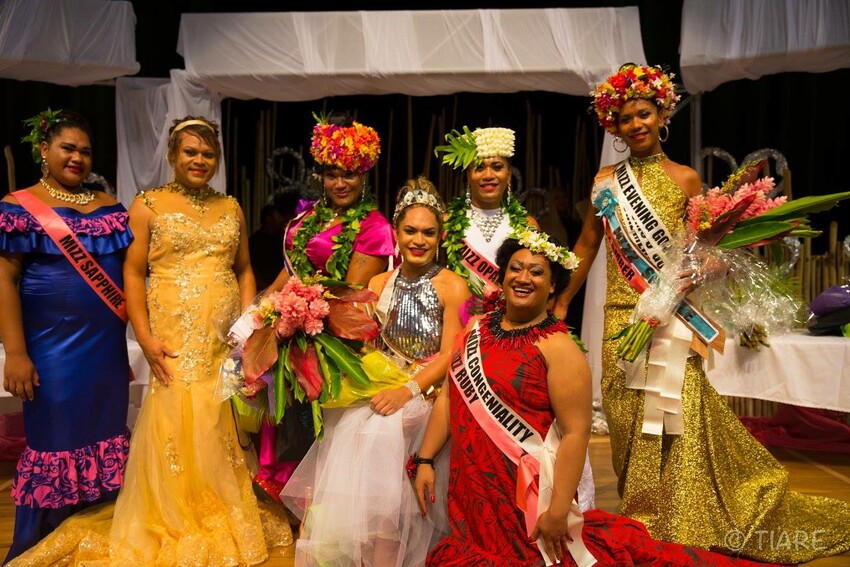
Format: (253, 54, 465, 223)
(382, 264, 443, 362)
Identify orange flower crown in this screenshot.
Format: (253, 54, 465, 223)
(310, 118, 381, 174)
(591, 64, 680, 134)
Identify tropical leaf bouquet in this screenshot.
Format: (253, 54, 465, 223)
(219, 275, 384, 440)
(612, 161, 850, 361)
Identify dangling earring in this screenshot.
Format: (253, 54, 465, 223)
(613, 136, 628, 153)
(464, 185, 472, 208)
(505, 182, 513, 207)
(659, 125, 670, 143)
(40, 158, 49, 177)
(320, 190, 329, 209)
(435, 245, 440, 264)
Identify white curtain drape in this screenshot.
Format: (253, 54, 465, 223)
(177, 8, 646, 100)
(680, 0, 850, 93)
(115, 70, 224, 206)
(0, 0, 139, 86)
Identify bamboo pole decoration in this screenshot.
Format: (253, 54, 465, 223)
(423, 114, 436, 179)
(383, 107, 394, 216)
(4, 145, 15, 193)
(407, 96, 414, 181)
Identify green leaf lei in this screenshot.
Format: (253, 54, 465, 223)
(21, 108, 63, 164)
(289, 196, 376, 281)
(443, 195, 530, 289)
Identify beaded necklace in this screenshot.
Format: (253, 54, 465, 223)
(443, 195, 530, 282)
(164, 182, 215, 216)
(289, 196, 375, 280)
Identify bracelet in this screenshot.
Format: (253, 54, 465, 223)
(404, 379, 422, 398)
(405, 452, 435, 480)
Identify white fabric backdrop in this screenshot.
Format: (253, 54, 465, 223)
(177, 8, 646, 100)
(115, 70, 225, 207)
(0, 0, 139, 86)
(680, 0, 850, 94)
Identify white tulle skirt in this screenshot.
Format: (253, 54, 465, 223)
(281, 397, 450, 567)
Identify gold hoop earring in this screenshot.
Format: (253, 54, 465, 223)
(659, 125, 670, 143)
(613, 136, 628, 153)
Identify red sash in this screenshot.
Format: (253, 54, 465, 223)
(13, 190, 127, 323)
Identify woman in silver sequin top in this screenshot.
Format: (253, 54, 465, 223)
(280, 177, 469, 567)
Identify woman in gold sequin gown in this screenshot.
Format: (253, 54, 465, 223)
(555, 65, 850, 563)
(7, 117, 292, 566)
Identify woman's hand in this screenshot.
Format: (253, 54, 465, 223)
(370, 386, 413, 416)
(3, 353, 39, 401)
(676, 253, 727, 296)
(531, 508, 572, 563)
(139, 336, 178, 385)
(414, 464, 436, 516)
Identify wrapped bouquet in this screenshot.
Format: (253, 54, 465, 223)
(611, 161, 850, 361)
(220, 275, 407, 440)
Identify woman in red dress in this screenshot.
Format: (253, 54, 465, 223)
(413, 233, 783, 567)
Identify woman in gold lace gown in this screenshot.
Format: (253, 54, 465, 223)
(555, 64, 850, 563)
(8, 116, 292, 566)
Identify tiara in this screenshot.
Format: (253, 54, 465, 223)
(392, 188, 445, 224)
(170, 119, 216, 138)
(511, 227, 580, 271)
(310, 116, 381, 174)
(434, 126, 515, 170)
(591, 64, 680, 134)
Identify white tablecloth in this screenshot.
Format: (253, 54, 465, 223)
(708, 331, 850, 413)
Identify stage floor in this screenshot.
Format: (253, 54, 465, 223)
(2, 435, 848, 565)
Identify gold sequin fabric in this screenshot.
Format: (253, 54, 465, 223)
(600, 162, 850, 563)
(7, 187, 293, 566)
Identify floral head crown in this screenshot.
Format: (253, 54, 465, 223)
(309, 112, 381, 174)
(392, 186, 446, 225)
(591, 64, 680, 134)
(511, 227, 581, 272)
(434, 126, 515, 170)
(21, 108, 64, 164)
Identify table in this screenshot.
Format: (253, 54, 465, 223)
(708, 331, 850, 413)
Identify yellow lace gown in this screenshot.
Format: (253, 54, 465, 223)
(599, 161, 850, 563)
(8, 187, 292, 566)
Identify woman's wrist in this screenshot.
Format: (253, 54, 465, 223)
(403, 379, 422, 398)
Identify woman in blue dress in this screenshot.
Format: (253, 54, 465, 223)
(0, 110, 132, 562)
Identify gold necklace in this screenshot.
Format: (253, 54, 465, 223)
(166, 182, 215, 216)
(39, 178, 95, 205)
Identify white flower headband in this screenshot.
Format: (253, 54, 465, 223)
(511, 227, 581, 271)
(434, 126, 515, 170)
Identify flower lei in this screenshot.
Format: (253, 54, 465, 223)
(289, 197, 376, 280)
(591, 64, 680, 134)
(443, 195, 530, 282)
(21, 107, 63, 163)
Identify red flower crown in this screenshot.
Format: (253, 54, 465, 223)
(591, 64, 680, 134)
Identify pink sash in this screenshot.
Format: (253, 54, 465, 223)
(13, 190, 127, 323)
(449, 322, 596, 566)
(459, 238, 500, 287)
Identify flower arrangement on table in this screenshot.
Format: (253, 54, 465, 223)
(220, 275, 408, 440)
(611, 161, 850, 361)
